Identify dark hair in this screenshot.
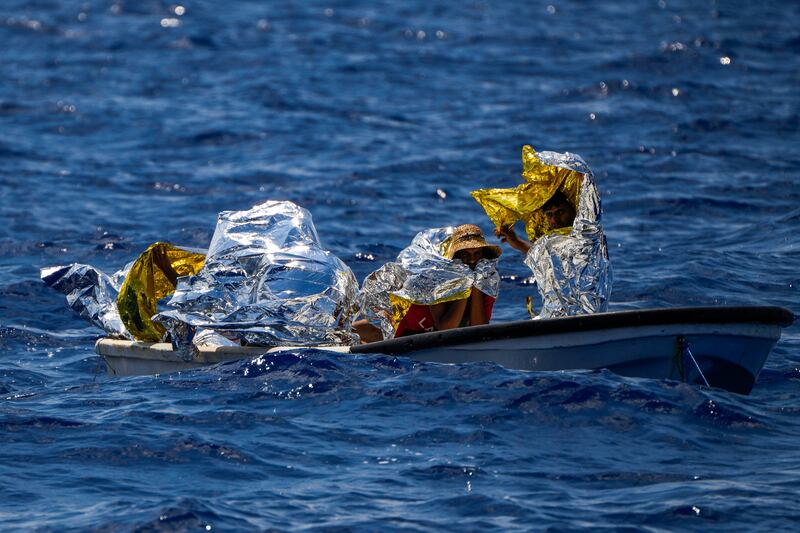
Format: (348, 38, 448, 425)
(542, 190, 572, 211)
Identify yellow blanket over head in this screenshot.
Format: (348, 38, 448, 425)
(470, 145, 584, 242)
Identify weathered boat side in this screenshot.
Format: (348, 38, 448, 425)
(349, 306, 793, 394)
(95, 306, 794, 394)
(351, 306, 794, 356)
(96, 339, 349, 376)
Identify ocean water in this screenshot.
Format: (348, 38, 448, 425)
(2, 0, 799, 530)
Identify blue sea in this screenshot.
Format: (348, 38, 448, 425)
(2, 0, 799, 530)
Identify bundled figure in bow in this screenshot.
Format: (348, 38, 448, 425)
(472, 145, 612, 318)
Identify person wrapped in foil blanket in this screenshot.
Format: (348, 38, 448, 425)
(472, 145, 612, 318)
(355, 224, 501, 342)
(40, 243, 207, 341)
(42, 201, 361, 351)
(156, 201, 361, 350)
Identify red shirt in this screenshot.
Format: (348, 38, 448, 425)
(394, 295, 495, 337)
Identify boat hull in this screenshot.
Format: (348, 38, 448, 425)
(96, 340, 348, 377)
(368, 323, 780, 394)
(95, 306, 794, 394)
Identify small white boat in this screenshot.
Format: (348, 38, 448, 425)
(95, 306, 794, 395)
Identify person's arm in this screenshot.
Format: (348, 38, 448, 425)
(430, 298, 469, 331)
(494, 225, 531, 255)
(352, 319, 384, 343)
(468, 288, 489, 326)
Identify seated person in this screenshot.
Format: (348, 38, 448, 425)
(394, 224, 501, 337)
(353, 224, 501, 343)
(473, 145, 610, 318)
(494, 190, 576, 255)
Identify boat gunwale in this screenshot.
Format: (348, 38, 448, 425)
(350, 305, 795, 356)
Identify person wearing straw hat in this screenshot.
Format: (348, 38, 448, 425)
(394, 224, 502, 336)
(445, 224, 503, 271)
(353, 224, 502, 343)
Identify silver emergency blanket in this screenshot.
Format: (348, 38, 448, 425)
(523, 150, 612, 318)
(40, 263, 132, 339)
(361, 227, 500, 340)
(155, 200, 361, 348)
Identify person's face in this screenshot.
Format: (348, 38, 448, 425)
(544, 202, 576, 230)
(454, 247, 485, 270)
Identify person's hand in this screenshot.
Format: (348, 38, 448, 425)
(494, 226, 517, 242)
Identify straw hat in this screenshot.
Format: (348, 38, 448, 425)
(444, 224, 502, 260)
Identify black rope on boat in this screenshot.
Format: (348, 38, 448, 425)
(678, 336, 710, 388)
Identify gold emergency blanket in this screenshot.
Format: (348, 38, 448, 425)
(472, 145, 611, 318)
(116, 242, 206, 341)
(471, 145, 585, 242)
